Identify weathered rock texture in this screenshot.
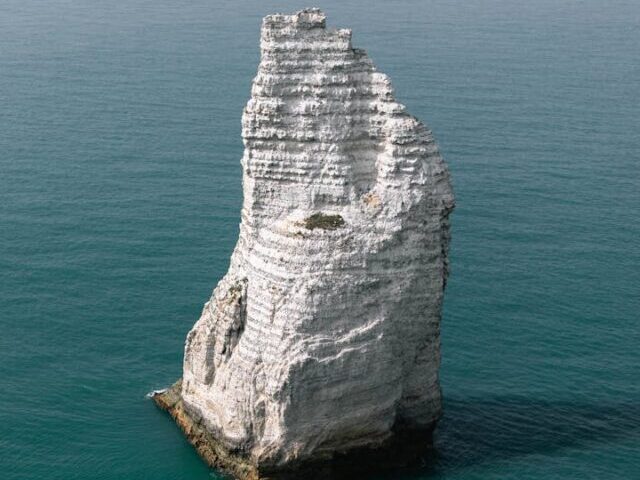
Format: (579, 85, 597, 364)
(155, 8, 454, 479)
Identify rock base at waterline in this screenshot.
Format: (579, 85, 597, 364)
(153, 379, 436, 480)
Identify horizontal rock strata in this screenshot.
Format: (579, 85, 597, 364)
(155, 8, 454, 479)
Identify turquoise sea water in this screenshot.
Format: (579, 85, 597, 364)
(2, 1, 639, 479)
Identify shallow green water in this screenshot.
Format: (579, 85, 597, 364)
(2, 1, 639, 479)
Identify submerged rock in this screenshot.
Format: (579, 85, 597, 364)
(154, 8, 454, 479)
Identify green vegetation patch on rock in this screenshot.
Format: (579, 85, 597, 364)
(303, 213, 345, 230)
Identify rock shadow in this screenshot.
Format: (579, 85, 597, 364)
(375, 395, 640, 478)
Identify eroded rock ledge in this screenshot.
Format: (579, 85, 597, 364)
(155, 8, 454, 479)
(153, 380, 436, 479)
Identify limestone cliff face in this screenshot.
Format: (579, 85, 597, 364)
(180, 8, 454, 471)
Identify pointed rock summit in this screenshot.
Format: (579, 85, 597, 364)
(154, 8, 454, 479)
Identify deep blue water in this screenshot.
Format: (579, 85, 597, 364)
(2, 1, 639, 479)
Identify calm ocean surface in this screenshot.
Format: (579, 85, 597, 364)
(1, 1, 639, 478)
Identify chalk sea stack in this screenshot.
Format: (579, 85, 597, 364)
(154, 8, 454, 479)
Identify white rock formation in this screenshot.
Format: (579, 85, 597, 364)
(180, 8, 454, 471)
